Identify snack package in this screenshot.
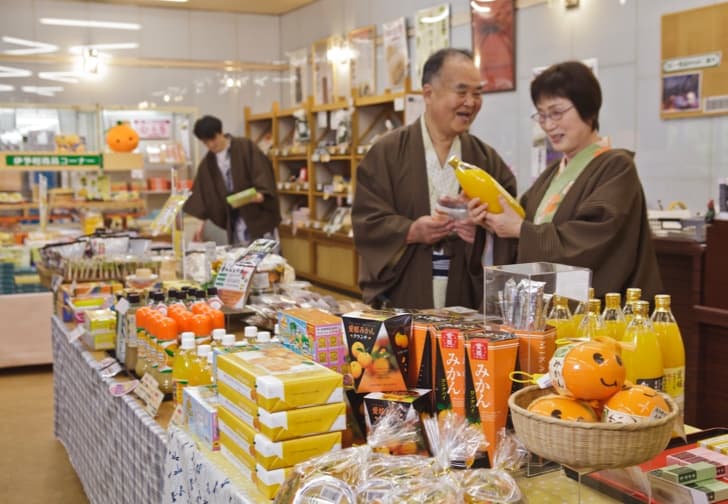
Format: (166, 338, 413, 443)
(215, 239, 278, 309)
(422, 411, 488, 472)
(364, 391, 431, 456)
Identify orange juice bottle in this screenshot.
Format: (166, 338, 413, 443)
(134, 306, 151, 378)
(571, 287, 594, 331)
(547, 295, 574, 339)
(623, 288, 642, 326)
(156, 317, 178, 397)
(172, 333, 195, 404)
(576, 299, 608, 340)
(447, 156, 525, 217)
(190, 344, 212, 386)
(651, 295, 685, 412)
(622, 300, 663, 390)
(602, 293, 627, 342)
(191, 313, 212, 346)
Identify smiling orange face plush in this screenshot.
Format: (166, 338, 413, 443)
(528, 394, 598, 422)
(549, 340, 626, 401)
(603, 384, 670, 423)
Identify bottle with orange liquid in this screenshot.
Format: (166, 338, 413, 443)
(602, 292, 627, 342)
(571, 287, 594, 331)
(622, 300, 663, 390)
(651, 294, 685, 413)
(190, 344, 213, 386)
(156, 316, 178, 397)
(191, 312, 213, 347)
(134, 306, 152, 378)
(172, 333, 195, 404)
(447, 156, 525, 217)
(546, 295, 574, 339)
(576, 298, 608, 341)
(623, 288, 642, 326)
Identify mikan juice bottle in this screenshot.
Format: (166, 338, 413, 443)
(447, 156, 525, 217)
(623, 288, 642, 326)
(602, 292, 627, 342)
(576, 299, 608, 341)
(651, 294, 685, 412)
(547, 295, 575, 339)
(622, 300, 663, 391)
(172, 333, 195, 404)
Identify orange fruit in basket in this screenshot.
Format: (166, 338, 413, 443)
(528, 394, 598, 422)
(603, 384, 670, 423)
(550, 340, 625, 401)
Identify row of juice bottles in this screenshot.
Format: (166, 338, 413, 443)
(114, 286, 262, 401)
(546, 288, 685, 412)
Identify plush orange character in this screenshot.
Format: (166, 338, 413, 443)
(528, 394, 598, 422)
(603, 384, 670, 423)
(549, 340, 626, 401)
(106, 122, 139, 152)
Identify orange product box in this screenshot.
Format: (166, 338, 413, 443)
(342, 310, 412, 393)
(277, 308, 347, 371)
(464, 330, 519, 466)
(408, 314, 450, 391)
(363, 389, 431, 456)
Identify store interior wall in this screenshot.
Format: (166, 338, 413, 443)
(0, 0, 282, 137)
(280, 0, 728, 213)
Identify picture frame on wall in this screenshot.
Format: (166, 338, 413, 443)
(471, 0, 516, 93)
(382, 17, 409, 92)
(662, 72, 702, 113)
(312, 38, 334, 105)
(348, 25, 376, 97)
(288, 47, 310, 107)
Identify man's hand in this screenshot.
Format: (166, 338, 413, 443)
(484, 196, 524, 238)
(453, 216, 477, 244)
(406, 215, 455, 244)
(253, 192, 264, 204)
(193, 221, 205, 241)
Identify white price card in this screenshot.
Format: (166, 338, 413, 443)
(92, 357, 118, 371)
(109, 380, 139, 397)
(169, 404, 186, 429)
(135, 373, 164, 418)
(101, 362, 124, 379)
(67, 325, 86, 343)
(115, 297, 130, 315)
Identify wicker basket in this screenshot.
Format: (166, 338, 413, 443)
(509, 385, 678, 472)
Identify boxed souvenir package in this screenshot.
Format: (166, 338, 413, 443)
(217, 405, 341, 471)
(667, 446, 728, 477)
(216, 344, 343, 412)
(342, 310, 411, 393)
(484, 262, 591, 374)
(407, 314, 449, 390)
(363, 389, 431, 456)
(277, 308, 347, 372)
(58, 281, 123, 322)
(217, 378, 346, 441)
(183, 385, 220, 451)
(83, 308, 116, 350)
(219, 440, 294, 500)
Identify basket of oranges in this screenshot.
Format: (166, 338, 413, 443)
(508, 339, 679, 472)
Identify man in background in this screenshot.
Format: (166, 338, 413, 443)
(183, 115, 280, 245)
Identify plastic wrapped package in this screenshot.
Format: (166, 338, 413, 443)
(363, 453, 435, 484)
(388, 474, 462, 504)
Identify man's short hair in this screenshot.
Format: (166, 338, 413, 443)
(193, 115, 223, 141)
(421, 48, 474, 88)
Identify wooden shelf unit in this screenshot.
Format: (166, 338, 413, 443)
(244, 82, 417, 295)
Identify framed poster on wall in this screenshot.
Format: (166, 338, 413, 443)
(382, 17, 409, 92)
(471, 0, 516, 93)
(348, 25, 376, 97)
(312, 38, 334, 105)
(288, 47, 310, 107)
(414, 4, 450, 91)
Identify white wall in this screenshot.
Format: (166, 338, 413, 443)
(0, 0, 281, 136)
(280, 0, 728, 213)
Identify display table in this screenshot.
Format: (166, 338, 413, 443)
(53, 316, 622, 503)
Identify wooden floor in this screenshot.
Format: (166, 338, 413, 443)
(0, 365, 88, 503)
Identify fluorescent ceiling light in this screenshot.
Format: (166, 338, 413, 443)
(470, 1, 493, 14)
(39, 18, 141, 31)
(38, 71, 81, 84)
(69, 43, 139, 55)
(22, 85, 64, 97)
(420, 7, 450, 24)
(0, 65, 32, 78)
(2, 36, 58, 55)
(0, 84, 14, 92)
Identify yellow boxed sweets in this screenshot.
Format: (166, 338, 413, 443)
(217, 376, 346, 441)
(217, 404, 341, 471)
(83, 309, 116, 350)
(219, 438, 293, 501)
(216, 344, 343, 412)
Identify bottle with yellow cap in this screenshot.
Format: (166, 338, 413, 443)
(602, 293, 627, 342)
(547, 295, 574, 339)
(622, 300, 663, 391)
(623, 288, 642, 326)
(576, 298, 609, 340)
(651, 294, 685, 413)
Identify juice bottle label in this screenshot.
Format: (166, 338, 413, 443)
(635, 376, 663, 391)
(663, 366, 685, 402)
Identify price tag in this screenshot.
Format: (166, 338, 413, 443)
(92, 356, 118, 371)
(131, 169, 144, 180)
(67, 325, 86, 343)
(51, 274, 63, 293)
(116, 297, 130, 315)
(135, 373, 164, 418)
(109, 380, 139, 397)
(169, 404, 186, 429)
(101, 362, 124, 379)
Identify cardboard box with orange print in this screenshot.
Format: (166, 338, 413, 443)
(277, 308, 347, 372)
(432, 323, 483, 418)
(342, 310, 411, 393)
(464, 330, 519, 466)
(407, 314, 449, 391)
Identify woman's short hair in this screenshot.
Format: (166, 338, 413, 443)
(531, 61, 602, 131)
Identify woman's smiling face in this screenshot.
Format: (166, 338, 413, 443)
(535, 96, 597, 160)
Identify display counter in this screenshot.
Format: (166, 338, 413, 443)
(53, 315, 624, 503)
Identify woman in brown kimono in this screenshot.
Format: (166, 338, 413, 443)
(469, 61, 662, 300)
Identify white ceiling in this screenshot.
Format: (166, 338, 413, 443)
(79, 0, 317, 15)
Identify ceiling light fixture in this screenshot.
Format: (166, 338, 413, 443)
(69, 43, 139, 54)
(39, 18, 142, 31)
(470, 1, 493, 14)
(38, 71, 80, 84)
(0, 65, 32, 78)
(22, 85, 64, 97)
(2, 36, 58, 55)
(0, 84, 14, 92)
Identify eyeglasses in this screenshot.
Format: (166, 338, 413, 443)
(530, 105, 574, 124)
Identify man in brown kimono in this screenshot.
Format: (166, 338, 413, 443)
(183, 115, 280, 245)
(352, 49, 517, 309)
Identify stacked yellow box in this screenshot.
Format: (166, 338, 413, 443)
(216, 345, 345, 499)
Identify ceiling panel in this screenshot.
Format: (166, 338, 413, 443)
(80, 0, 316, 15)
